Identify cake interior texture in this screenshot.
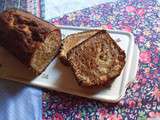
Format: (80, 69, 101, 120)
(67, 30, 126, 87)
(0, 9, 61, 74)
(60, 30, 99, 59)
(31, 33, 60, 73)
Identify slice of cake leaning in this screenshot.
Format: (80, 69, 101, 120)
(59, 30, 100, 65)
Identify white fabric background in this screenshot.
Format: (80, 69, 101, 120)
(44, 0, 160, 20)
(44, 0, 117, 20)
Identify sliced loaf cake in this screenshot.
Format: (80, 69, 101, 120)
(0, 9, 61, 74)
(66, 30, 126, 87)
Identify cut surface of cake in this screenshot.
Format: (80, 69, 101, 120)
(0, 9, 61, 74)
(66, 30, 126, 87)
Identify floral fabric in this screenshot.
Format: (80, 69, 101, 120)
(42, 0, 160, 120)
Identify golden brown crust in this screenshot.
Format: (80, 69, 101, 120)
(0, 9, 61, 74)
(59, 30, 100, 65)
(67, 30, 126, 88)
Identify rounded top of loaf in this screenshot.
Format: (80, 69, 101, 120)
(0, 9, 60, 53)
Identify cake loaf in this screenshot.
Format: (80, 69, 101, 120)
(60, 30, 100, 65)
(0, 9, 61, 74)
(66, 30, 126, 87)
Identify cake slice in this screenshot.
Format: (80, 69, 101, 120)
(67, 30, 126, 87)
(59, 30, 100, 65)
(0, 9, 61, 74)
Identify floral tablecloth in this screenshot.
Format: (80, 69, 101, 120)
(42, 0, 160, 120)
(0, 0, 159, 120)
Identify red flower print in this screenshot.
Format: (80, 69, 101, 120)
(140, 50, 151, 63)
(102, 24, 113, 29)
(138, 102, 142, 107)
(148, 112, 160, 120)
(155, 48, 159, 53)
(149, 63, 154, 68)
(97, 108, 108, 119)
(75, 113, 81, 119)
(108, 114, 123, 120)
(151, 87, 160, 102)
(128, 100, 136, 108)
(133, 84, 140, 91)
(142, 78, 147, 84)
(139, 36, 145, 42)
(144, 68, 150, 73)
(136, 8, 145, 16)
(126, 6, 136, 13)
(153, 57, 159, 64)
(122, 26, 132, 32)
(52, 113, 64, 120)
(137, 74, 143, 80)
(52, 19, 60, 25)
(118, 100, 124, 106)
